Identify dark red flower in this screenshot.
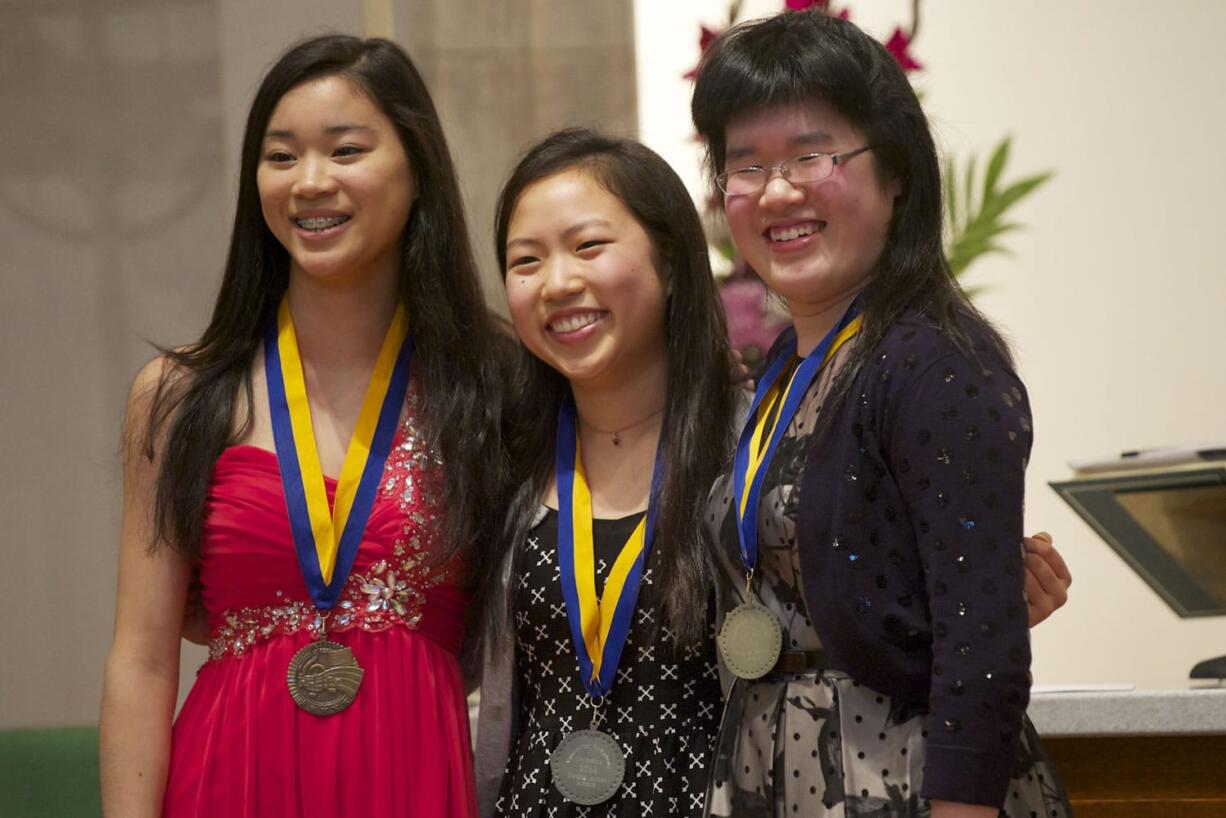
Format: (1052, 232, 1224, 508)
(784, 0, 849, 17)
(884, 26, 923, 72)
(684, 25, 723, 79)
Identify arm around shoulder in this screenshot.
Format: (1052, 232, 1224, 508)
(99, 356, 194, 818)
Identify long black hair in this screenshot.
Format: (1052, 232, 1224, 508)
(480, 128, 737, 647)
(142, 35, 509, 565)
(691, 10, 1012, 393)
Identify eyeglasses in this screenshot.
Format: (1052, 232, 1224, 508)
(716, 146, 875, 197)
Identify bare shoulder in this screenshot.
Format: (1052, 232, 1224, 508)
(123, 352, 193, 461)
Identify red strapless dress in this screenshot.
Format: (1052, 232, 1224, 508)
(163, 392, 476, 817)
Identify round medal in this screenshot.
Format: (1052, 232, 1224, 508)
(286, 639, 364, 715)
(550, 729, 625, 805)
(717, 599, 783, 680)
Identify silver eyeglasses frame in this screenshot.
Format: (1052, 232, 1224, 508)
(716, 146, 875, 197)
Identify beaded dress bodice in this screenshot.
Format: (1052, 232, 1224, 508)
(200, 384, 465, 660)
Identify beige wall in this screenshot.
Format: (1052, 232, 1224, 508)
(1, 0, 634, 728)
(0, 0, 232, 729)
(393, 0, 638, 302)
(636, 0, 1226, 685)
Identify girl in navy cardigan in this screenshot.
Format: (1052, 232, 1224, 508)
(691, 10, 1071, 818)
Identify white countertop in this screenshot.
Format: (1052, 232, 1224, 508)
(1027, 684, 1226, 736)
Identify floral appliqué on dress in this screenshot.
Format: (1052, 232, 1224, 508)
(208, 388, 449, 661)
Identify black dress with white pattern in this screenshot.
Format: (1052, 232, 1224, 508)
(494, 510, 722, 818)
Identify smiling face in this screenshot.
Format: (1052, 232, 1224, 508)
(503, 168, 668, 390)
(257, 75, 415, 287)
(722, 100, 898, 316)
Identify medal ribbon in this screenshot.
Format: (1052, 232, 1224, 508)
(264, 296, 413, 610)
(732, 300, 863, 578)
(556, 398, 664, 698)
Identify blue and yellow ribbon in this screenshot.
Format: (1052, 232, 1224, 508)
(264, 296, 413, 610)
(555, 398, 664, 698)
(732, 300, 863, 580)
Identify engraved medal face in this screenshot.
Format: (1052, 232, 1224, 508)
(286, 639, 364, 715)
(717, 600, 783, 680)
(549, 729, 625, 805)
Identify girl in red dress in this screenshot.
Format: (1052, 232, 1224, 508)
(100, 36, 506, 818)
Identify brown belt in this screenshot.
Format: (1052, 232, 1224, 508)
(772, 649, 828, 675)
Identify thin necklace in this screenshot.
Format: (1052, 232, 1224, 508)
(579, 405, 666, 447)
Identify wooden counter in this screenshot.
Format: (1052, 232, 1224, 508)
(1029, 686, 1226, 817)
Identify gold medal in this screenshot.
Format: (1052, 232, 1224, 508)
(286, 639, 365, 715)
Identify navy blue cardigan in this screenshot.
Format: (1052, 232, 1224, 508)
(794, 311, 1033, 807)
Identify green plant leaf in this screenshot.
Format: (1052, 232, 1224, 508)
(956, 220, 1021, 250)
(943, 133, 1052, 286)
(982, 137, 1011, 205)
(949, 240, 1011, 276)
(979, 173, 1052, 223)
(963, 153, 977, 218)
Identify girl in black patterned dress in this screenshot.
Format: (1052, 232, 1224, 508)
(472, 129, 738, 818)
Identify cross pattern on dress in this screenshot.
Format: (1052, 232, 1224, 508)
(501, 516, 724, 817)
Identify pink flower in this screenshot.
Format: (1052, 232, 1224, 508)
(884, 26, 923, 72)
(721, 277, 789, 371)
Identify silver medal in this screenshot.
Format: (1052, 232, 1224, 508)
(550, 728, 625, 805)
(717, 599, 783, 680)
